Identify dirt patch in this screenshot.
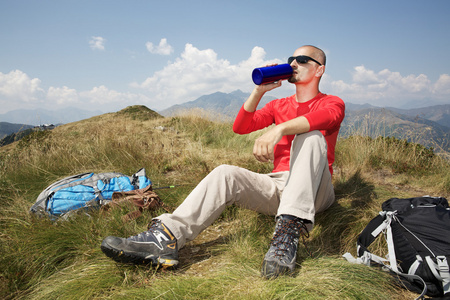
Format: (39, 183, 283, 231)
(176, 220, 239, 276)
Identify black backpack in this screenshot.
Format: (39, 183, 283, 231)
(343, 196, 450, 299)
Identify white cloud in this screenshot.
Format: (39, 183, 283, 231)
(0, 70, 45, 112)
(47, 86, 78, 104)
(1, 45, 450, 115)
(352, 66, 381, 85)
(0, 70, 151, 114)
(323, 65, 450, 107)
(132, 44, 289, 109)
(433, 74, 450, 96)
(89, 36, 106, 51)
(145, 38, 174, 55)
(79, 85, 151, 107)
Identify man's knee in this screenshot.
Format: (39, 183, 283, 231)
(210, 164, 239, 176)
(292, 131, 327, 153)
(206, 164, 242, 183)
(296, 130, 325, 143)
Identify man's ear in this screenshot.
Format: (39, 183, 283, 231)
(315, 65, 325, 78)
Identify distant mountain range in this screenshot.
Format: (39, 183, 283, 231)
(0, 107, 102, 127)
(388, 105, 450, 128)
(340, 106, 450, 152)
(159, 90, 276, 121)
(1, 90, 449, 152)
(159, 90, 450, 152)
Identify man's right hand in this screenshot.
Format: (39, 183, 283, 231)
(254, 63, 283, 93)
(244, 79, 282, 112)
(255, 80, 282, 93)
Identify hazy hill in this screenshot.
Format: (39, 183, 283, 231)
(0, 122, 34, 139)
(342, 108, 450, 152)
(159, 89, 276, 120)
(388, 104, 450, 128)
(342, 102, 450, 130)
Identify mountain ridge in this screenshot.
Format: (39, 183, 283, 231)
(0, 122, 34, 139)
(159, 90, 450, 152)
(2, 90, 449, 152)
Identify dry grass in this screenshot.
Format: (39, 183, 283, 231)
(1, 106, 449, 299)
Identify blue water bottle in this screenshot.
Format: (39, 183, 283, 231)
(252, 64, 293, 85)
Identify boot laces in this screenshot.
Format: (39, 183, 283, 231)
(128, 219, 161, 242)
(270, 218, 309, 257)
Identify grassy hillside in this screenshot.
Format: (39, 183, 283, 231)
(1, 106, 449, 299)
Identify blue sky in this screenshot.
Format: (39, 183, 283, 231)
(1, 0, 450, 115)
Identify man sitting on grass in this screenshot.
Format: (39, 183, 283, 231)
(101, 45, 345, 279)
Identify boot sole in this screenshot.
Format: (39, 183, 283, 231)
(101, 243, 179, 269)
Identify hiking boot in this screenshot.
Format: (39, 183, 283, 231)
(261, 215, 310, 279)
(101, 219, 179, 268)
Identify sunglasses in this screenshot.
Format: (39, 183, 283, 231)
(288, 55, 322, 66)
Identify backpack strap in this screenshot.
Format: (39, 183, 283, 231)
(425, 256, 450, 295)
(104, 185, 170, 222)
(408, 255, 423, 275)
(93, 185, 109, 206)
(383, 212, 400, 273)
(344, 213, 388, 265)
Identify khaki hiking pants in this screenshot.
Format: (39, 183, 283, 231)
(158, 130, 335, 249)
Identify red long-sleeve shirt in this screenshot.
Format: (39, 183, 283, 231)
(233, 93, 345, 176)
